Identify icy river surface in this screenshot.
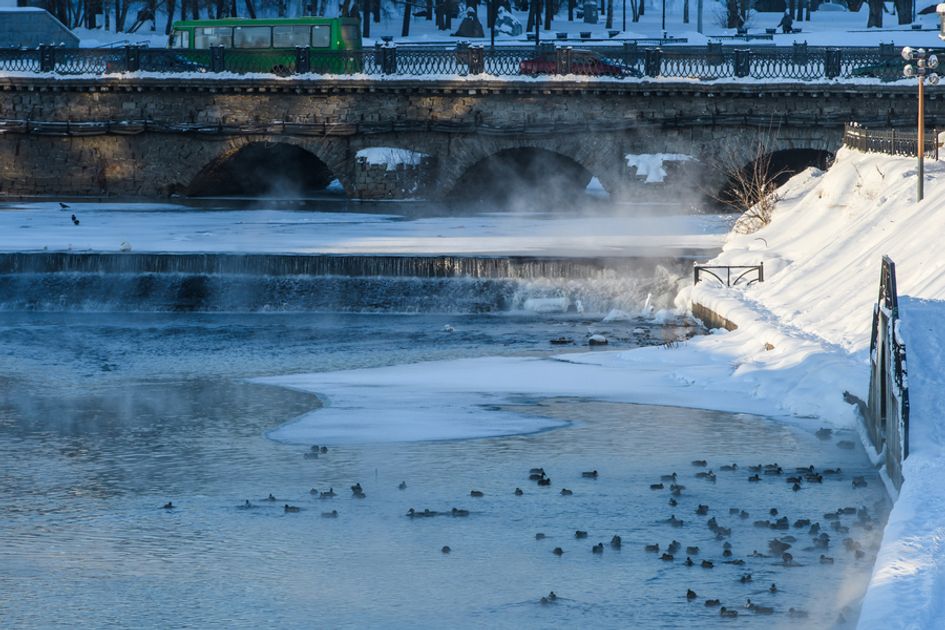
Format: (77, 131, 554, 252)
(0, 311, 887, 629)
(0, 200, 886, 628)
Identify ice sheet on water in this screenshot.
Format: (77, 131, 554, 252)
(255, 346, 830, 446)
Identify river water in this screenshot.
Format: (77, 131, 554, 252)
(0, 201, 887, 629)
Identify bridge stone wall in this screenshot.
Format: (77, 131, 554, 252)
(0, 77, 940, 200)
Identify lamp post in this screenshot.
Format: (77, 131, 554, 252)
(902, 47, 939, 202)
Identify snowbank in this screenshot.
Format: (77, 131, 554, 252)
(686, 147, 945, 629)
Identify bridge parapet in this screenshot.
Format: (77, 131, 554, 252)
(0, 43, 923, 83)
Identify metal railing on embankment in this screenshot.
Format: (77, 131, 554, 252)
(693, 264, 764, 287)
(866, 255, 910, 491)
(844, 123, 940, 160)
(688, 264, 764, 331)
(0, 42, 921, 81)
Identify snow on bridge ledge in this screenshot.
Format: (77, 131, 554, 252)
(356, 147, 429, 170)
(625, 153, 694, 183)
(0, 70, 914, 88)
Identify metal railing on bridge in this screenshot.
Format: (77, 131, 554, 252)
(844, 122, 941, 160)
(0, 42, 918, 82)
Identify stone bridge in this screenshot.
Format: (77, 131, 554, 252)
(0, 76, 941, 201)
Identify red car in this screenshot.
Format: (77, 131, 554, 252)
(519, 49, 638, 77)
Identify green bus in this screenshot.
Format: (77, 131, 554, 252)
(169, 16, 363, 74)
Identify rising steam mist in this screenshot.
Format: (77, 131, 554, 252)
(447, 146, 713, 220)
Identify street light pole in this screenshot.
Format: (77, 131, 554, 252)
(902, 46, 940, 202)
(919, 71, 925, 199)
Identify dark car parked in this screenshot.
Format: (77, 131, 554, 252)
(520, 49, 640, 77)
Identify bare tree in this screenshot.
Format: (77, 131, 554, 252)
(712, 137, 786, 234)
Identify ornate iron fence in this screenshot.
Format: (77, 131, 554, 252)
(693, 263, 764, 287)
(0, 43, 922, 80)
(844, 122, 940, 160)
(866, 255, 910, 490)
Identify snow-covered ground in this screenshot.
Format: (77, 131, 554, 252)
(0, 202, 729, 256)
(256, 147, 945, 627)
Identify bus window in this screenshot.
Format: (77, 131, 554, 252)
(273, 25, 310, 47)
(234, 26, 272, 48)
(312, 24, 331, 48)
(339, 24, 359, 49)
(194, 27, 233, 49)
(171, 30, 189, 48)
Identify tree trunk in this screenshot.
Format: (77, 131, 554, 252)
(190, 0, 198, 20)
(373, 0, 380, 23)
(867, 0, 882, 27)
(165, 0, 176, 34)
(605, 0, 612, 28)
(726, 0, 738, 27)
(244, 0, 256, 18)
(526, 0, 536, 31)
(638, 0, 643, 17)
(545, 0, 553, 30)
(895, 0, 911, 24)
(683, 0, 688, 23)
(402, 0, 411, 35)
(114, 0, 124, 31)
(363, 0, 371, 35)
(631, 0, 639, 21)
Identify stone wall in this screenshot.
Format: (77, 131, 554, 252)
(0, 77, 936, 199)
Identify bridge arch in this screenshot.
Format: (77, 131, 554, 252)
(440, 138, 622, 204)
(186, 139, 351, 197)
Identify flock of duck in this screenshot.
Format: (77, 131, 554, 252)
(162, 437, 882, 622)
(633, 452, 882, 622)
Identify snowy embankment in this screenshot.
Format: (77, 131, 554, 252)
(684, 147, 945, 630)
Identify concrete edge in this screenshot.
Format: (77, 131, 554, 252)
(691, 301, 738, 331)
